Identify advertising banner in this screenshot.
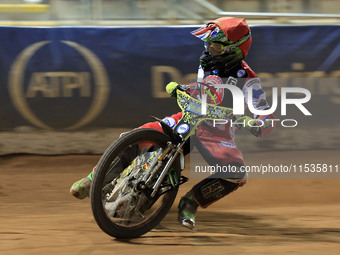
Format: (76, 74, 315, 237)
(0, 25, 339, 131)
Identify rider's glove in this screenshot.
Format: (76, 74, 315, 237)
(235, 116, 261, 137)
(166, 82, 179, 97)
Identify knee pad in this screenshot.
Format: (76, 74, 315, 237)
(191, 177, 242, 208)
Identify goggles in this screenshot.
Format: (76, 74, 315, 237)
(204, 32, 252, 56)
(204, 42, 229, 56)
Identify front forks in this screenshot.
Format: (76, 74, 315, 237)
(143, 141, 186, 198)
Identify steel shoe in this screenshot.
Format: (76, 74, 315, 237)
(70, 173, 93, 199)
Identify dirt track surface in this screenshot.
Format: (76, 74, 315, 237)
(1, 150, 340, 255)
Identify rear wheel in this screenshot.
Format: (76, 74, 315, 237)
(90, 129, 181, 238)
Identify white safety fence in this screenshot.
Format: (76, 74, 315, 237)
(0, 0, 339, 26)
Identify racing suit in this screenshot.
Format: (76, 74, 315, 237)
(139, 60, 275, 208)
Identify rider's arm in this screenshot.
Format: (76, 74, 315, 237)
(241, 78, 275, 137)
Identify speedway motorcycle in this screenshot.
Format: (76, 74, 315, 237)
(90, 85, 234, 238)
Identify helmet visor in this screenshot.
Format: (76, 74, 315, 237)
(204, 42, 228, 56)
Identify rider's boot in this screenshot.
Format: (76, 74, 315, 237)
(178, 191, 199, 230)
(70, 172, 93, 199)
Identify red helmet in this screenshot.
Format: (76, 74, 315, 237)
(192, 17, 252, 71)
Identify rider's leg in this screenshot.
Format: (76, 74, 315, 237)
(70, 141, 140, 199)
(178, 165, 247, 229)
(70, 113, 183, 199)
(178, 127, 246, 229)
(70, 146, 136, 199)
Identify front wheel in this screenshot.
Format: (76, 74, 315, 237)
(90, 129, 181, 239)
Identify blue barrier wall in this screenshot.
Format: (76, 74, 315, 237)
(0, 25, 339, 130)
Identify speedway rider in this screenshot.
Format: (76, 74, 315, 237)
(70, 17, 275, 230)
